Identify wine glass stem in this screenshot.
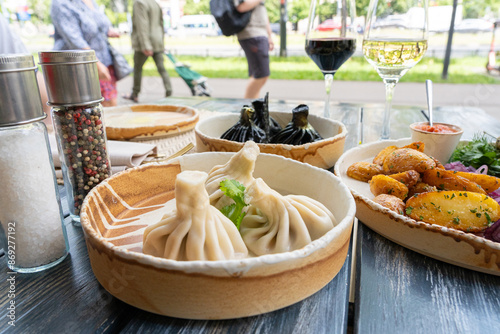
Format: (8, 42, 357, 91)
(381, 79, 397, 140)
(324, 73, 334, 118)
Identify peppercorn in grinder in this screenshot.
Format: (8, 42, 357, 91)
(39, 50, 112, 224)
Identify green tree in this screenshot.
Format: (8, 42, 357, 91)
(289, 0, 309, 30)
(183, 0, 211, 15)
(266, 1, 280, 23)
(28, 0, 52, 24)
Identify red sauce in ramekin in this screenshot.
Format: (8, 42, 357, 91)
(414, 124, 457, 134)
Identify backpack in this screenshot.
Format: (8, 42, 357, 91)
(210, 0, 253, 36)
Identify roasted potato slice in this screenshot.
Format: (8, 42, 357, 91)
(373, 145, 398, 166)
(382, 148, 436, 174)
(347, 161, 384, 182)
(453, 171, 500, 193)
(369, 175, 409, 200)
(388, 170, 420, 188)
(421, 169, 486, 194)
(373, 194, 405, 215)
(431, 157, 445, 169)
(408, 182, 438, 198)
(406, 191, 500, 232)
(402, 141, 425, 153)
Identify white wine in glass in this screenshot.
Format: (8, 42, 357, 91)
(305, 0, 357, 118)
(363, 0, 428, 139)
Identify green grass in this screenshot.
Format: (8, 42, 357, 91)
(133, 54, 500, 84)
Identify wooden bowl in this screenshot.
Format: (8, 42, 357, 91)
(195, 111, 347, 169)
(80, 152, 355, 319)
(334, 138, 500, 276)
(104, 104, 199, 140)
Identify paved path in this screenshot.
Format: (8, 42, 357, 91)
(117, 77, 500, 122)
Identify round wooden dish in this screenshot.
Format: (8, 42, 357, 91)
(80, 152, 355, 319)
(334, 138, 500, 276)
(195, 111, 347, 169)
(104, 104, 199, 140)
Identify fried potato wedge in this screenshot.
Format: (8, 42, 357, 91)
(453, 171, 500, 193)
(369, 175, 409, 200)
(402, 141, 425, 153)
(421, 169, 486, 194)
(388, 170, 420, 188)
(431, 157, 445, 169)
(373, 145, 398, 166)
(382, 148, 436, 174)
(347, 161, 384, 182)
(406, 191, 500, 232)
(373, 194, 405, 215)
(408, 182, 438, 198)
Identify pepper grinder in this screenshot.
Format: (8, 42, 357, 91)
(39, 50, 112, 225)
(0, 54, 69, 273)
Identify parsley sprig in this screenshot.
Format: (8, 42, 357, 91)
(219, 180, 248, 230)
(449, 134, 500, 177)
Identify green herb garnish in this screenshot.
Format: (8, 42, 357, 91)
(449, 133, 500, 176)
(219, 180, 248, 230)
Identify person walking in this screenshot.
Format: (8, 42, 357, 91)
(51, 0, 121, 107)
(123, 0, 172, 103)
(235, 0, 274, 99)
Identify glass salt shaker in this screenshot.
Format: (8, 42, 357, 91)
(0, 54, 69, 273)
(39, 50, 112, 224)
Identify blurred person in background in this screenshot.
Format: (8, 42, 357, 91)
(51, 0, 121, 107)
(123, 0, 172, 103)
(235, 0, 274, 99)
(0, 15, 50, 117)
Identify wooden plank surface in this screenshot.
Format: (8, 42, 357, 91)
(0, 218, 133, 333)
(354, 224, 500, 333)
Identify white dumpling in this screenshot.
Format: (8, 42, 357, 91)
(240, 178, 336, 256)
(143, 170, 248, 261)
(205, 140, 259, 207)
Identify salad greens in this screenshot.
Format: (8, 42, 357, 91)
(219, 180, 248, 230)
(449, 134, 500, 177)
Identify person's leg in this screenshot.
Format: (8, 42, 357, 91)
(102, 97, 117, 107)
(239, 37, 270, 99)
(244, 76, 269, 99)
(132, 51, 149, 98)
(101, 66, 118, 107)
(152, 52, 173, 97)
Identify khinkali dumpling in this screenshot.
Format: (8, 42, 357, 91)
(143, 171, 248, 261)
(205, 140, 259, 207)
(240, 178, 335, 256)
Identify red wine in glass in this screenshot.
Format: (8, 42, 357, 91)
(305, 37, 356, 74)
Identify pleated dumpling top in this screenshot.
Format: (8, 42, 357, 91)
(205, 141, 260, 208)
(143, 170, 248, 261)
(241, 178, 336, 256)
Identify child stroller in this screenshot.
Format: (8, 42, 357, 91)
(165, 52, 212, 96)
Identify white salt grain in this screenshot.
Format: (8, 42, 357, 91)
(0, 124, 67, 269)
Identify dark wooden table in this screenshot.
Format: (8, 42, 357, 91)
(1, 97, 499, 333)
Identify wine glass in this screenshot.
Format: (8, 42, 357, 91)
(305, 0, 357, 118)
(363, 0, 428, 139)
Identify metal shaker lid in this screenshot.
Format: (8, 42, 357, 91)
(0, 54, 46, 127)
(39, 50, 103, 106)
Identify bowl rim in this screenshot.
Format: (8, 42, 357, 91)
(80, 151, 356, 272)
(194, 111, 348, 149)
(334, 138, 500, 252)
(409, 121, 464, 135)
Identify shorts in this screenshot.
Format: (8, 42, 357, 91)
(239, 36, 270, 79)
(99, 65, 118, 101)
